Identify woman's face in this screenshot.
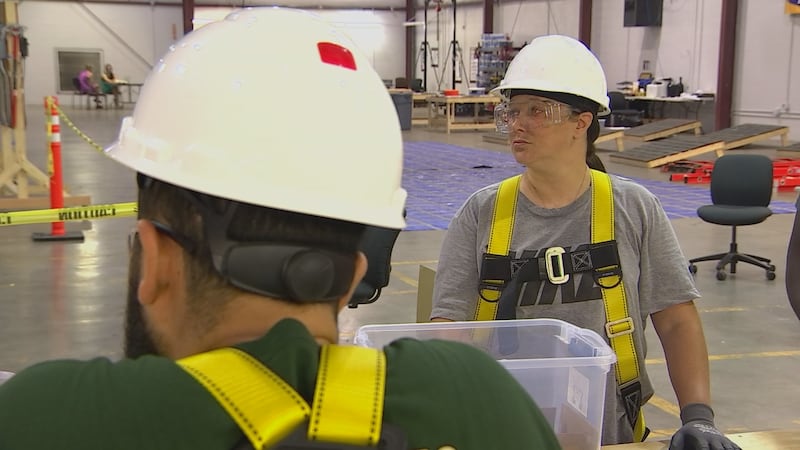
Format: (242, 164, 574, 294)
(505, 94, 577, 166)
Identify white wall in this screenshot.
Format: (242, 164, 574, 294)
(20, 1, 181, 103)
(733, 0, 800, 138)
(497, 0, 580, 45)
(316, 9, 407, 79)
(19, 3, 406, 104)
(591, 0, 721, 95)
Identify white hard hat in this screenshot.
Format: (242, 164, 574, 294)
(491, 35, 610, 115)
(105, 7, 407, 229)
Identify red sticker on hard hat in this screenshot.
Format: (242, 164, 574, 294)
(317, 42, 357, 71)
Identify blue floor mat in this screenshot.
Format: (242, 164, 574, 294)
(402, 141, 797, 232)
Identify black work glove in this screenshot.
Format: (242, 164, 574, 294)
(669, 403, 741, 450)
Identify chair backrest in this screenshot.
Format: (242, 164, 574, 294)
(394, 77, 409, 89)
(607, 91, 629, 111)
(410, 78, 424, 92)
(72, 76, 82, 92)
(710, 154, 773, 207)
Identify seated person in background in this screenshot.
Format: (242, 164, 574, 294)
(78, 65, 102, 109)
(101, 63, 126, 109)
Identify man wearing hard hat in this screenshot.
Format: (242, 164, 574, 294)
(0, 8, 560, 450)
(431, 35, 740, 450)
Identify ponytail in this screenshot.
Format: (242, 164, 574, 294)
(585, 115, 606, 172)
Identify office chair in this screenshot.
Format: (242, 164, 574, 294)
(688, 154, 776, 281)
(71, 76, 86, 108)
(394, 77, 409, 89)
(605, 91, 643, 127)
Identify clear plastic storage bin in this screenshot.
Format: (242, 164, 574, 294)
(354, 318, 616, 450)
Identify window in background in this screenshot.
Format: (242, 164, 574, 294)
(56, 49, 102, 93)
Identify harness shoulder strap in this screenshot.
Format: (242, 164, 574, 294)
(590, 170, 647, 441)
(309, 345, 386, 446)
(475, 174, 521, 321)
(177, 344, 387, 449)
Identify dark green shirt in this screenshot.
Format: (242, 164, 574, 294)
(0, 319, 560, 449)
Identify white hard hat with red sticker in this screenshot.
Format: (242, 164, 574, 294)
(106, 7, 407, 229)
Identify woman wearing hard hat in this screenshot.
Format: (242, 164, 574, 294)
(431, 35, 740, 450)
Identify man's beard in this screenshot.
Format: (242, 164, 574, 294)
(124, 241, 161, 358)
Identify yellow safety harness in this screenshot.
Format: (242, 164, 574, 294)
(475, 169, 648, 441)
(177, 344, 394, 449)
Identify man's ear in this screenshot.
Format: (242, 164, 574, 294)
(337, 251, 368, 312)
(136, 219, 169, 306)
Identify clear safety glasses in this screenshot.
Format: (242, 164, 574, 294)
(494, 100, 577, 134)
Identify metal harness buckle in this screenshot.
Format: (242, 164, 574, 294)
(544, 246, 570, 284)
(605, 317, 635, 339)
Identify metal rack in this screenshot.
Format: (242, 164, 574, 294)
(475, 33, 516, 91)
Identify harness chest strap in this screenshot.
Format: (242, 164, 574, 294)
(177, 345, 386, 449)
(475, 170, 646, 441)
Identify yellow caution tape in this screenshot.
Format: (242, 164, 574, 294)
(0, 100, 133, 228)
(54, 104, 106, 155)
(0, 202, 137, 226)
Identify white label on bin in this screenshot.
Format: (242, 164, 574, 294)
(567, 367, 589, 418)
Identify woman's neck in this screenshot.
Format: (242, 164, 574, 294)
(520, 165, 590, 209)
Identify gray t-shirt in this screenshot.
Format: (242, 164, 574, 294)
(431, 174, 700, 445)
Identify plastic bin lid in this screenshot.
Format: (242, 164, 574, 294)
(355, 318, 617, 369)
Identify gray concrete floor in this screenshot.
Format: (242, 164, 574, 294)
(1, 105, 799, 441)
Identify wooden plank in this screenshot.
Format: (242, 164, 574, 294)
(601, 430, 800, 449)
(624, 119, 702, 141)
(0, 195, 92, 211)
(777, 141, 800, 157)
(597, 129, 626, 151)
(444, 122, 496, 132)
(701, 124, 788, 149)
(610, 139, 725, 168)
(722, 127, 789, 149)
(482, 132, 508, 145)
(645, 142, 725, 168)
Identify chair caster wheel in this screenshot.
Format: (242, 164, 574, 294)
(768, 264, 776, 272)
(767, 271, 776, 281)
(716, 270, 727, 281)
(688, 264, 697, 274)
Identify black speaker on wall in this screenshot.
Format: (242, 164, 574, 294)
(624, 0, 662, 27)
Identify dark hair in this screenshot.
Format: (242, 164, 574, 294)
(136, 175, 366, 326)
(584, 116, 606, 172)
(509, 89, 606, 172)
